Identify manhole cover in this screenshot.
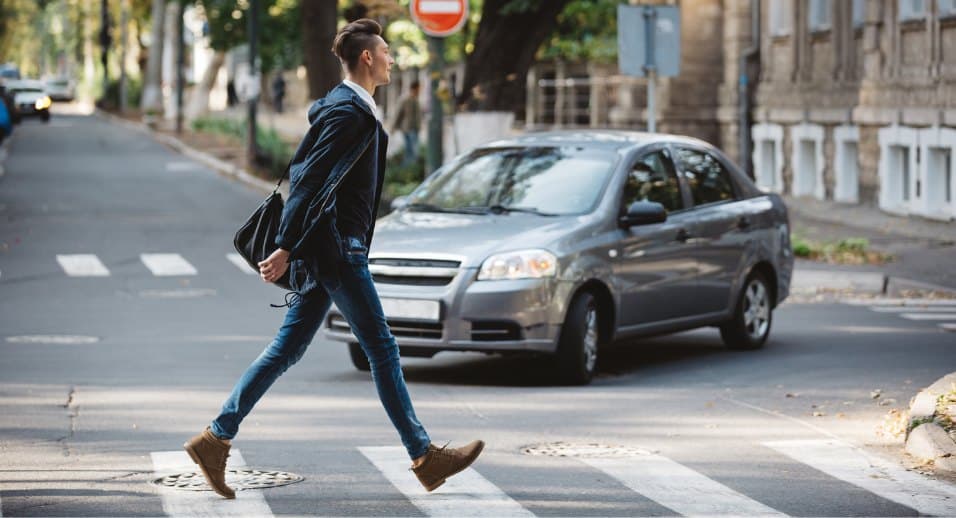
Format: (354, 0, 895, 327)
(5, 335, 100, 345)
(521, 442, 653, 458)
(152, 469, 304, 491)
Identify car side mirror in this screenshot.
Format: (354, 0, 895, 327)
(391, 195, 409, 211)
(619, 201, 667, 227)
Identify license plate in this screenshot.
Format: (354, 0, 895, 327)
(380, 298, 441, 322)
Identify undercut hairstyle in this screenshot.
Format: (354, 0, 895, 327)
(332, 18, 384, 72)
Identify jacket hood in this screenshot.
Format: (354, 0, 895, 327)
(307, 83, 375, 124)
(370, 211, 583, 268)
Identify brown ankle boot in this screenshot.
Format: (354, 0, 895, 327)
(183, 427, 236, 499)
(412, 440, 485, 492)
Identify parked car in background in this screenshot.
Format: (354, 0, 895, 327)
(323, 131, 794, 385)
(5, 80, 51, 122)
(0, 63, 20, 80)
(44, 77, 75, 102)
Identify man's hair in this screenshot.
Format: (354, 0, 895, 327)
(332, 18, 384, 72)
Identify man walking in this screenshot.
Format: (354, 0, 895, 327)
(183, 19, 483, 500)
(392, 80, 422, 166)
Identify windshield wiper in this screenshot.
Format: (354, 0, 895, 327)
(405, 203, 487, 215)
(463, 205, 558, 216)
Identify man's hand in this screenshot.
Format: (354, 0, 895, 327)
(258, 248, 290, 284)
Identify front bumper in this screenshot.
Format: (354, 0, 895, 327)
(322, 266, 567, 354)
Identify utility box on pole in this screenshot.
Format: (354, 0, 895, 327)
(617, 5, 680, 133)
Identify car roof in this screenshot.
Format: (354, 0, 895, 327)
(480, 130, 715, 152)
(8, 79, 44, 90)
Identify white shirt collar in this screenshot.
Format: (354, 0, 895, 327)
(342, 79, 380, 120)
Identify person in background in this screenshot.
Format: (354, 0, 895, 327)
(272, 73, 287, 114)
(392, 80, 421, 166)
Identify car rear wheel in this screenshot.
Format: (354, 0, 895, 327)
(720, 271, 772, 350)
(41, 111, 50, 123)
(555, 291, 600, 385)
(348, 342, 371, 372)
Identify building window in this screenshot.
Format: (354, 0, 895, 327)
(918, 127, 956, 220)
(752, 123, 784, 193)
(852, 0, 866, 27)
(941, 0, 956, 18)
(770, 0, 792, 36)
(878, 125, 919, 215)
(834, 126, 860, 203)
(898, 0, 927, 21)
(809, 0, 832, 32)
(789, 123, 826, 200)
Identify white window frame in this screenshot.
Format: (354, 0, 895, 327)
(790, 123, 826, 200)
(770, 0, 793, 36)
(917, 126, 956, 221)
(752, 123, 785, 193)
(898, 0, 927, 21)
(878, 125, 920, 215)
(834, 125, 861, 203)
(809, 0, 832, 32)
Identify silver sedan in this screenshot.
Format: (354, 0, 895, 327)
(323, 131, 794, 385)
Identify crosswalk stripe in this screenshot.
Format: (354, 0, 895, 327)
(868, 306, 956, 313)
(140, 254, 197, 276)
(56, 254, 110, 276)
(842, 298, 956, 307)
(900, 313, 956, 321)
(764, 439, 956, 516)
(226, 253, 257, 275)
(942, 323, 956, 332)
(150, 450, 273, 517)
(580, 454, 786, 517)
(359, 446, 534, 517)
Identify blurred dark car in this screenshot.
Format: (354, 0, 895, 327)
(6, 80, 51, 122)
(323, 131, 794, 384)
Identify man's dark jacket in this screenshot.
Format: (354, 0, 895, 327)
(275, 83, 387, 296)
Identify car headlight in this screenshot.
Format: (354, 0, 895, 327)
(477, 249, 557, 281)
(35, 96, 51, 110)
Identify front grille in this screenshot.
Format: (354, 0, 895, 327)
(471, 320, 523, 342)
(328, 315, 442, 340)
(369, 257, 461, 286)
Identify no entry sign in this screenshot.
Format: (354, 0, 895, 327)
(411, 0, 468, 37)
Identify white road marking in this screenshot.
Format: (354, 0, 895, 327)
(5, 335, 99, 345)
(868, 306, 956, 313)
(764, 439, 956, 516)
(227, 253, 257, 274)
(165, 161, 202, 172)
(140, 254, 197, 276)
(150, 450, 273, 517)
(359, 446, 533, 517)
(900, 313, 956, 321)
(56, 254, 110, 276)
(842, 298, 956, 307)
(941, 323, 956, 332)
(580, 454, 786, 517)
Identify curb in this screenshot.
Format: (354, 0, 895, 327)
(906, 372, 956, 473)
(792, 266, 956, 297)
(94, 109, 283, 197)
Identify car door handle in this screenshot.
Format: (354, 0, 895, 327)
(737, 216, 751, 230)
(675, 228, 691, 243)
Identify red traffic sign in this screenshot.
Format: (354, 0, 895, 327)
(411, 0, 468, 37)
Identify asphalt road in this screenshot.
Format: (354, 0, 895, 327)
(1, 113, 956, 517)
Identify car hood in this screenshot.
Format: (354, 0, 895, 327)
(370, 211, 582, 268)
(14, 91, 44, 103)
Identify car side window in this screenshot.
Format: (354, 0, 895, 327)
(622, 149, 684, 213)
(674, 147, 737, 206)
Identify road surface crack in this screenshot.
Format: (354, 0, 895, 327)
(57, 385, 79, 457)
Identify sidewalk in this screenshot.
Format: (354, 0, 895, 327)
(784, 195, 956, 292)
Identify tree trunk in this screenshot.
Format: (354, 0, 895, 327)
(185, 50, 225, 120)
(458, 0, 572, 112)
(301, 0, 340, 100)
(140, 0, 165, 112)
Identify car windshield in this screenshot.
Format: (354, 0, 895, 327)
(405, 146, 617, 216)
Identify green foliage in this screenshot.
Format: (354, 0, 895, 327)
(791, 235, 812, 258)
(100, 76, 143, 110)
(539, 0, 621, 63)
(191, 116, 292, 179)
(834, 237, 869, 255)
(197, 0, 301, 72)
(379, 148, 425, 216)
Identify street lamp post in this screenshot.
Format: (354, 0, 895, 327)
(247, 0, 260, 167)
(426, 36, 444, 175)
(99, 0, 111, 102)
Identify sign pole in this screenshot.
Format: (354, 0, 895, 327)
(643, 6, 657, 133)
(247, 0, 259, 166)
(427, 36, 444, 175)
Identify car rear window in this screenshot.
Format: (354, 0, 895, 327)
(407, 146, 618, 216)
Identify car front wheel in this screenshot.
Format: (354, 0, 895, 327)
(720, 271, 772, 350)
(555, 291, 600, 385)
(348, 342, 371, 372)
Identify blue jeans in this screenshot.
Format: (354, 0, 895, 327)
(402, 130, 418, 165)
(211, 236, 432, 460)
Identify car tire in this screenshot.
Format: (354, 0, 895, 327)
(554, 291, 600, 385)
(720, 271, 773, 350)
(348, 342, 371, 372)
(41, 111, 50, 123)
